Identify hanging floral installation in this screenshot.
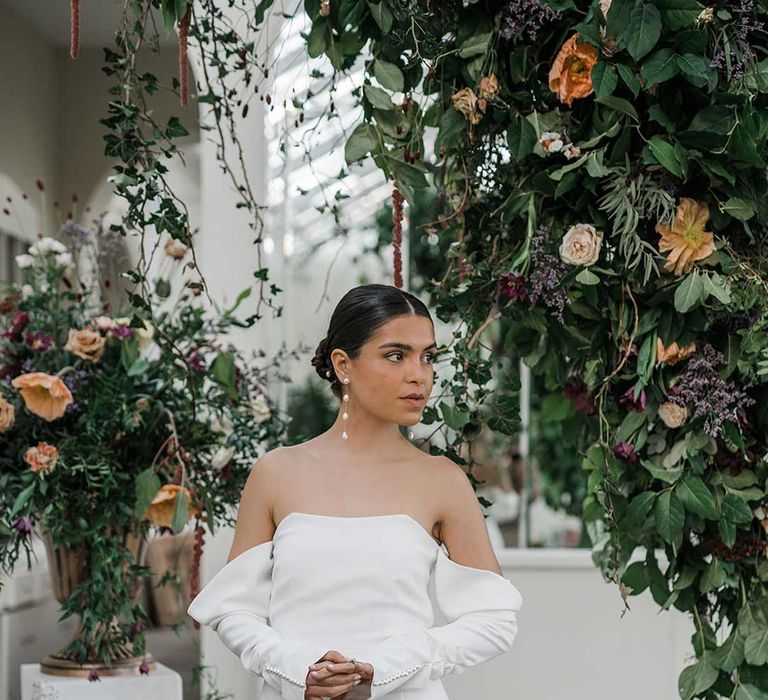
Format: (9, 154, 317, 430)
(279, 1, 768, 698)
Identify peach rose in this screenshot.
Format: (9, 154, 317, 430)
(658, 402, 688, 429)
(24, 441, 59, 475)
(548, 34, 599, 106)
(11, 372, 74, 421)
(64, 327, 106, 363)
(0, 395, 15, 431)
(145, 484, 195, 529)
(478, 74, 499, 100)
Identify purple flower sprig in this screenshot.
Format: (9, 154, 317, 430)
(527, 225, 570, 322)
(667, 343, 755, 439)
(500, 0, 561, 44)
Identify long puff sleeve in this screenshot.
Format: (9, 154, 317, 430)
(354, 547, 523, 697)
(186, 540, 329, 700)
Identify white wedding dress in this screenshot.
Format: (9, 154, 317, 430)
(187, 512, 523, 700)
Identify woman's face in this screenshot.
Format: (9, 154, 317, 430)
(333, 314, 436, 426)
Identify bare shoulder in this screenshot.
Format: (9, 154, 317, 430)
(428, 455, 503, 574)
(226, 446, 287, 562)
(426, 455, 476, 497)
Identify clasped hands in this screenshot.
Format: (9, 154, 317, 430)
(304, 649, 374, 699)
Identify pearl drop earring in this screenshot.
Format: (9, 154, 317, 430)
(342, 377, 350, 440)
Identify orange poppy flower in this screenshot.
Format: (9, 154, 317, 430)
(11, 372, 74, 421)
(656, 198, 716, 276)
(657, 338, 696, 365)
(548, 34, 599, 106)
(145, 484, 195, 529)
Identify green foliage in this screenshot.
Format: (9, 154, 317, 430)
(286, 1, 768, 696)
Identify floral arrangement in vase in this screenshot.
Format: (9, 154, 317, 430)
(0, 207, 286, 677)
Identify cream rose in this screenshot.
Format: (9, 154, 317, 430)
(0, 395, 15, 431)
(64, 327, 106, 363)
(659, 402, 688, 429)
(559, 223, 603, 266)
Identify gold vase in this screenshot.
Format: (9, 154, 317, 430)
(39, 528, 157, 677)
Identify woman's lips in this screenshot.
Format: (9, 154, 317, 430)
(400, 397, 424, 406)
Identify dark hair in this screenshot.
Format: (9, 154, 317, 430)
(311, 284, 433, 400)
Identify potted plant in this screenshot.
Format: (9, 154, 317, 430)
(0, 213, 287, 679)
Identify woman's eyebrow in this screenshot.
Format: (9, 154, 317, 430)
(377, 342, 437, 351)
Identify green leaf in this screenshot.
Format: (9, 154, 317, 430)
(677, 475, 718, 519)
(641, 458, 682, 483)
(722, 197, 755, 222)
(507, 115, 537, 161)
(10, 482, 36, 518)
(678, 656, 719, 700)
(606, 0, 633, 35)
(711, 630, 745, 673)
(622, 561, 650, 594)
(211, 351, 236, 397)
(120, 336, 139, 372)
(364, 84, 395, 111)
(718, 517, 737, 548)
(701, 272, 731, 303)
(674, 272, 704, 313)
(655, 0, 705, 31)
(576, 268, 600, 285)
(722, 493, 754, 523)
(135, 467, 161, 519)
(165, 116, 189, 138)
(677, 52, 709, 79)
(641, 48, 680, 87)
(699, 558, 726, 593)
(345, 123, 379, 163)
(623, 491, 657, 528)
(171, 490, 190, 534)
(373, 59, 404, 92)
(626, 3, 662, 61)
(654, 490, 685, 544)
(647, 136, 685, 177)
(306, 19, 329, 58)
(458, 32, 491, 58)
(617, 63, 641, 96)
(591, 61, 618, 97)
(595, 95, 639, 122)
(735, 683, 768, 700)
(440, 401, 470, 430)
(745, 629, 768, 666)
(637, 332, 656, 383)
(367, 1, 393, 33)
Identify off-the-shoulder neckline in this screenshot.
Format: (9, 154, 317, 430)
(226, 513, 512, 584)
(275, 511, 442, 550)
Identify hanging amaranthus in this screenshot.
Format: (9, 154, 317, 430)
(70, 0, 80, 60)
(178, 7, 190, 108)
(392, 186, 404, 289)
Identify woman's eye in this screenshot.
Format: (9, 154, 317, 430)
(387, 352, 434, 363)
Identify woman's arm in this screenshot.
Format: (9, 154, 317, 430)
(348, 457, 523, 698)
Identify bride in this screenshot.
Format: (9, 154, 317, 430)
(188, 283, 523, 700)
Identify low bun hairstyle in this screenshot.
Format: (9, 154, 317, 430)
(311, 284, 433, 400)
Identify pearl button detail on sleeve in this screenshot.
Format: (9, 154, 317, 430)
(263, 665, 306, 687)
(372, 663, 424, 685)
